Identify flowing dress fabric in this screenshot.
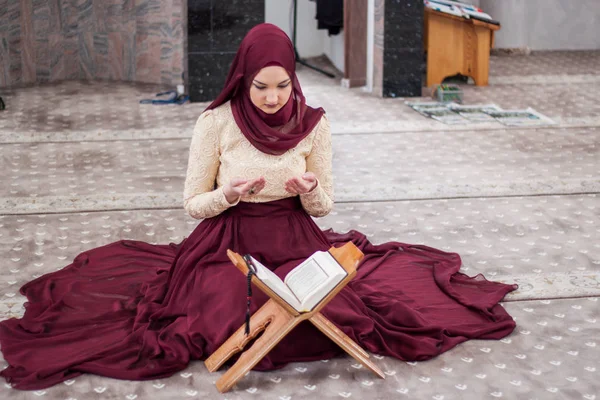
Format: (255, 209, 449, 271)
(0, 198, 517, 390)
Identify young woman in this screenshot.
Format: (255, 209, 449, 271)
(0, 23, 517, 390)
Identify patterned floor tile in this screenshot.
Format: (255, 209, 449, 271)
(1, 49, 600, 400)
(489, 51, 600, 77)
(2, 194, 598, 316)
(1, 298, 597, 400)
(1, 51, 600, 144)
(1, 126, 598, 213)
(461, 83, 600, 122)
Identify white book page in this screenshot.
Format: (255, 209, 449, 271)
(284, 252, 347, 312)
(283, 259, 329, 301)
(248, 256, 302, 310)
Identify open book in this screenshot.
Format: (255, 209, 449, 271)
(244, 251, 347, 313)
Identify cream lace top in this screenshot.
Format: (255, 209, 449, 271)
(183, 101, 333, 219)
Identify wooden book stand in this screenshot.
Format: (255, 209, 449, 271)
(204, 242, 385, 393)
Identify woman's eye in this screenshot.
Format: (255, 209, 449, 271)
(253, 84, 289, 90)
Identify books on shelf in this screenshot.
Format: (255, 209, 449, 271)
(424, 0, 498, 24)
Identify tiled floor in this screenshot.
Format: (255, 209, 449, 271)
(1, 51, 599, 399)
(2, 127, 598, 214)
(489, 51, 600, 77)
(2, 52, 600, 142)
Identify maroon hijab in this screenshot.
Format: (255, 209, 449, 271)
(205, 23, 324, 155)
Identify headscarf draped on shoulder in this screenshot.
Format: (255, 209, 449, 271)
(205, 23, 324, 155)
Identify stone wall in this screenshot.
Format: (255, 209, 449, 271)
(0, 0, 185, 87)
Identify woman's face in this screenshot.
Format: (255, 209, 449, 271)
(249, 66, 293, 114)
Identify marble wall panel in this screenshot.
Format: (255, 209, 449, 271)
(0, 1, 9, 37)
(78, 30, 94, 79)
(93, 0, 109, 32)
(21, 0, 36, 82)
(8, 17, 23, 85)
(0, 0, 8, 85)
(381, 0, 423, 97)
(0, 0, 185, 87)
(32, 0, 52, 38)
(135, 32, 161, 83)
(187, 0, 265, 102)
(0, 35, 8, 86)
(188, 51, 235, 101)
(49, 32, 64, 80)
(107, 31, 124, 80)
(34, 36, 49, 82)
(63, 34, 80, 80)
(372, 0, 384, 97)
(122, 30, 135, 80)
(60, 0, 79, 38)
(93, 32, 109, 79)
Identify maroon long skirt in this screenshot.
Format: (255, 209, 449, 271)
(0, 198, 517, 389)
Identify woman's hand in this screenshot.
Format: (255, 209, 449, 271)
(285, 172, 317, 195)
(223, 177, 266, 204)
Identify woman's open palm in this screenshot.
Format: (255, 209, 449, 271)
(285, 172, 317, 195)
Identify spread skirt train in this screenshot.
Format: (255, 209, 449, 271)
(0, 198, 517, 389)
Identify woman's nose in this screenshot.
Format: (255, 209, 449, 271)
(266, 91, 278, 104)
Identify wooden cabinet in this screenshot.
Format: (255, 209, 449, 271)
(424, 8, 500, 87)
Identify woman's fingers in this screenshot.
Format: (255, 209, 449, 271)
(244, 183, 255, 193)
(284, 182, 295, 194)
(246, 177, 266, 195)
(250, 183, 265, 195)
(251, 177, 265, 187)
(302, 172, 316, 182)
(286, 177, 307, 194)
(230, 178, 248, 188)
(247, 178, 267, 195)
(301, 173, 317, 190)
(233, 175, 314, 196)
(297, 177, 313, 192)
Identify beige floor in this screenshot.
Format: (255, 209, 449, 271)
(1, 51, 599, 399)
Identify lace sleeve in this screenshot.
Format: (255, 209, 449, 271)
(183, 111, 238, 219)
(300, 115, 334, 217)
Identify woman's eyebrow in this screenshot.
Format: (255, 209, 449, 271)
(253, 79, 291, 85)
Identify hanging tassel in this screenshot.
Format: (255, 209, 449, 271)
(244, 257, 255, 336)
